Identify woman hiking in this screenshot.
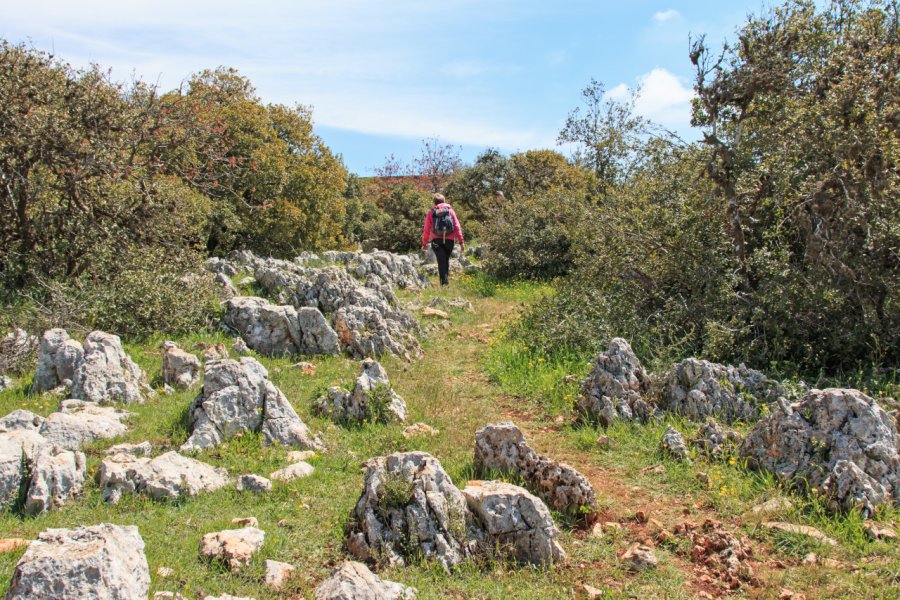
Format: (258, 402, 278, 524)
(421, 193, 464, 286)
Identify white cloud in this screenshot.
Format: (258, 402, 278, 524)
(652, 9, 680, 23)
(608, 68, 695, 132)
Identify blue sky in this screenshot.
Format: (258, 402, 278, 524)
(1, 1, 768, 174)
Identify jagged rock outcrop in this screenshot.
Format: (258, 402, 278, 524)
(98, 450, 230, 504)
(223, 296, 339, 357)
(661, 426, 691, 463)
(162, 342, 201, 389)
(38, 400, 130, 450)
(315, 561, 417, 600)
(199, 527, 265, 572)
(24, 445, 86, 515)
(740, 388, 900, 515)
(31, 329, 83, 393)
(4, 524, 150, 600)
(71, 331, 151, 404)
(181, 358, 323, 452)
(692, 418, 742, 460)
(474, 423, 597, 518)
(346, 451, 476, 570)
(462, 480, 565, 565)
(577, 338, 653, 426)
(661, 358, 783, 423)
(314, 358, 407, 424)
(0, 328, 37, 376)
(322, 250, 428, 290)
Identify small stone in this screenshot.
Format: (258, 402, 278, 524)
(0, 538, 30, 553)
(154, 593, 187, 600)
(696, 472, 710, 486)
(802, 552, 817, 565)
(577, 583, 604, 599)
(231, 517, 258, 528)
(402, 423, 439, 439)
(157, 566, 174, 577)
(264, 559, 295, 590)
(864, 522, 897, 541)
(422, 306, 449, 318)
(199, 527, 265, 571)
(236, 474, 272, 494)
(286, 450, 316, 462)
(763, 522, 838, 546)
(660, 426, 691, 463)
(232, 337, 250, 356)
(590, 523, 603, 538)
(621, 543, 658, 571)
(292, 362, 317, 375)
(604, 522, 623, 532)
(751, 497, 794, 515)
(595, 436, 612, 449)
(270, 461, 314, 482)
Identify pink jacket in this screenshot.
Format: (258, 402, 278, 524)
(422, 203, 464, 247)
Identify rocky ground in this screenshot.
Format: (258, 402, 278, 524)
(0, 256, 897, 599)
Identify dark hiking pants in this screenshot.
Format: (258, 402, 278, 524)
(431, 238, 455, 285)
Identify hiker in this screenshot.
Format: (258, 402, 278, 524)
(421, 193, 464, 286)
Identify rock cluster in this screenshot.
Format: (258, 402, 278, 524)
(473, 422, 597, 518)
(223, 296, 339, 357)
(162, 341, 201, 389)
(4, 524, 150, 600)
(675, 520, 755, 590)
(210, 252, 422, 360)
(346, 451, 474, 570)
(182, 358, 323, 452)
(661, 358, 783, 423)
(740, 388, 900, 515)
(577, 338, 653, 426)
(31, 329, 151, 403)
(322, 250, 428, 290)
(315, 561, 417, 600)
(98, 449, 230, 504)
(462, 480, 565, 565)
(314, 359, 407, 424)
(1, 403, 130, 514)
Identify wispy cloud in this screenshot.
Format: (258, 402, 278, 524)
(652, 9, 680, 23)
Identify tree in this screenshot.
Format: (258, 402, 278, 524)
(557, 79, 649, 197)
(410, 137, 462, 193)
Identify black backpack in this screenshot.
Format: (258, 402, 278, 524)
(432, 206, 454, 239)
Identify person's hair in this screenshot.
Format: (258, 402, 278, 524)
(432, 193, 445, 205)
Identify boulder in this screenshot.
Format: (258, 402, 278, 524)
(38, 400, 130, 450)
(334, 305, 421, 362)
(314, 561, 417, 600)
(223, 296, 339, 357)
(462, 480, 565, 565)
(661, 426, 691, 463)
(692, 418, 742, 460)
(71, 331, 150, 404)
(236, 474, 272, 494)
(474, 423, 597, 518)
(31, 329, 83, 393)
(199, 527, 265, 571)
(741, 388, 900, 515)
(577, 338, 652, 426)
(98, 450, 230, 504)
(0, 436, 26, 509)
(4, 524, 149, 600)
(181, 358, 322, 452)
(24, 445, 86, 515)
(346, 451, 475, 569)
(661, 358, 782, 423)
(314, 359, 407, 424)
(162, 342, 201, 389)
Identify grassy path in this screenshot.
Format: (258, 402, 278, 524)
(1, 274, 898, 598)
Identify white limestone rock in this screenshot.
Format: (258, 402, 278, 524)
(31, 329, 83, 394)
(314, 561, 417, 600)
(199, 527, 265, 572)
(71, 331, 151, 404)
(98, 450, 230, 504)
(4, 524, 150, 600)
(24, 445, 86, 515)
(162, 341, 201, 389)
(38, 400, 130, 450)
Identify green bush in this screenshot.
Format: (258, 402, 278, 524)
(360, 183, 431, 253)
